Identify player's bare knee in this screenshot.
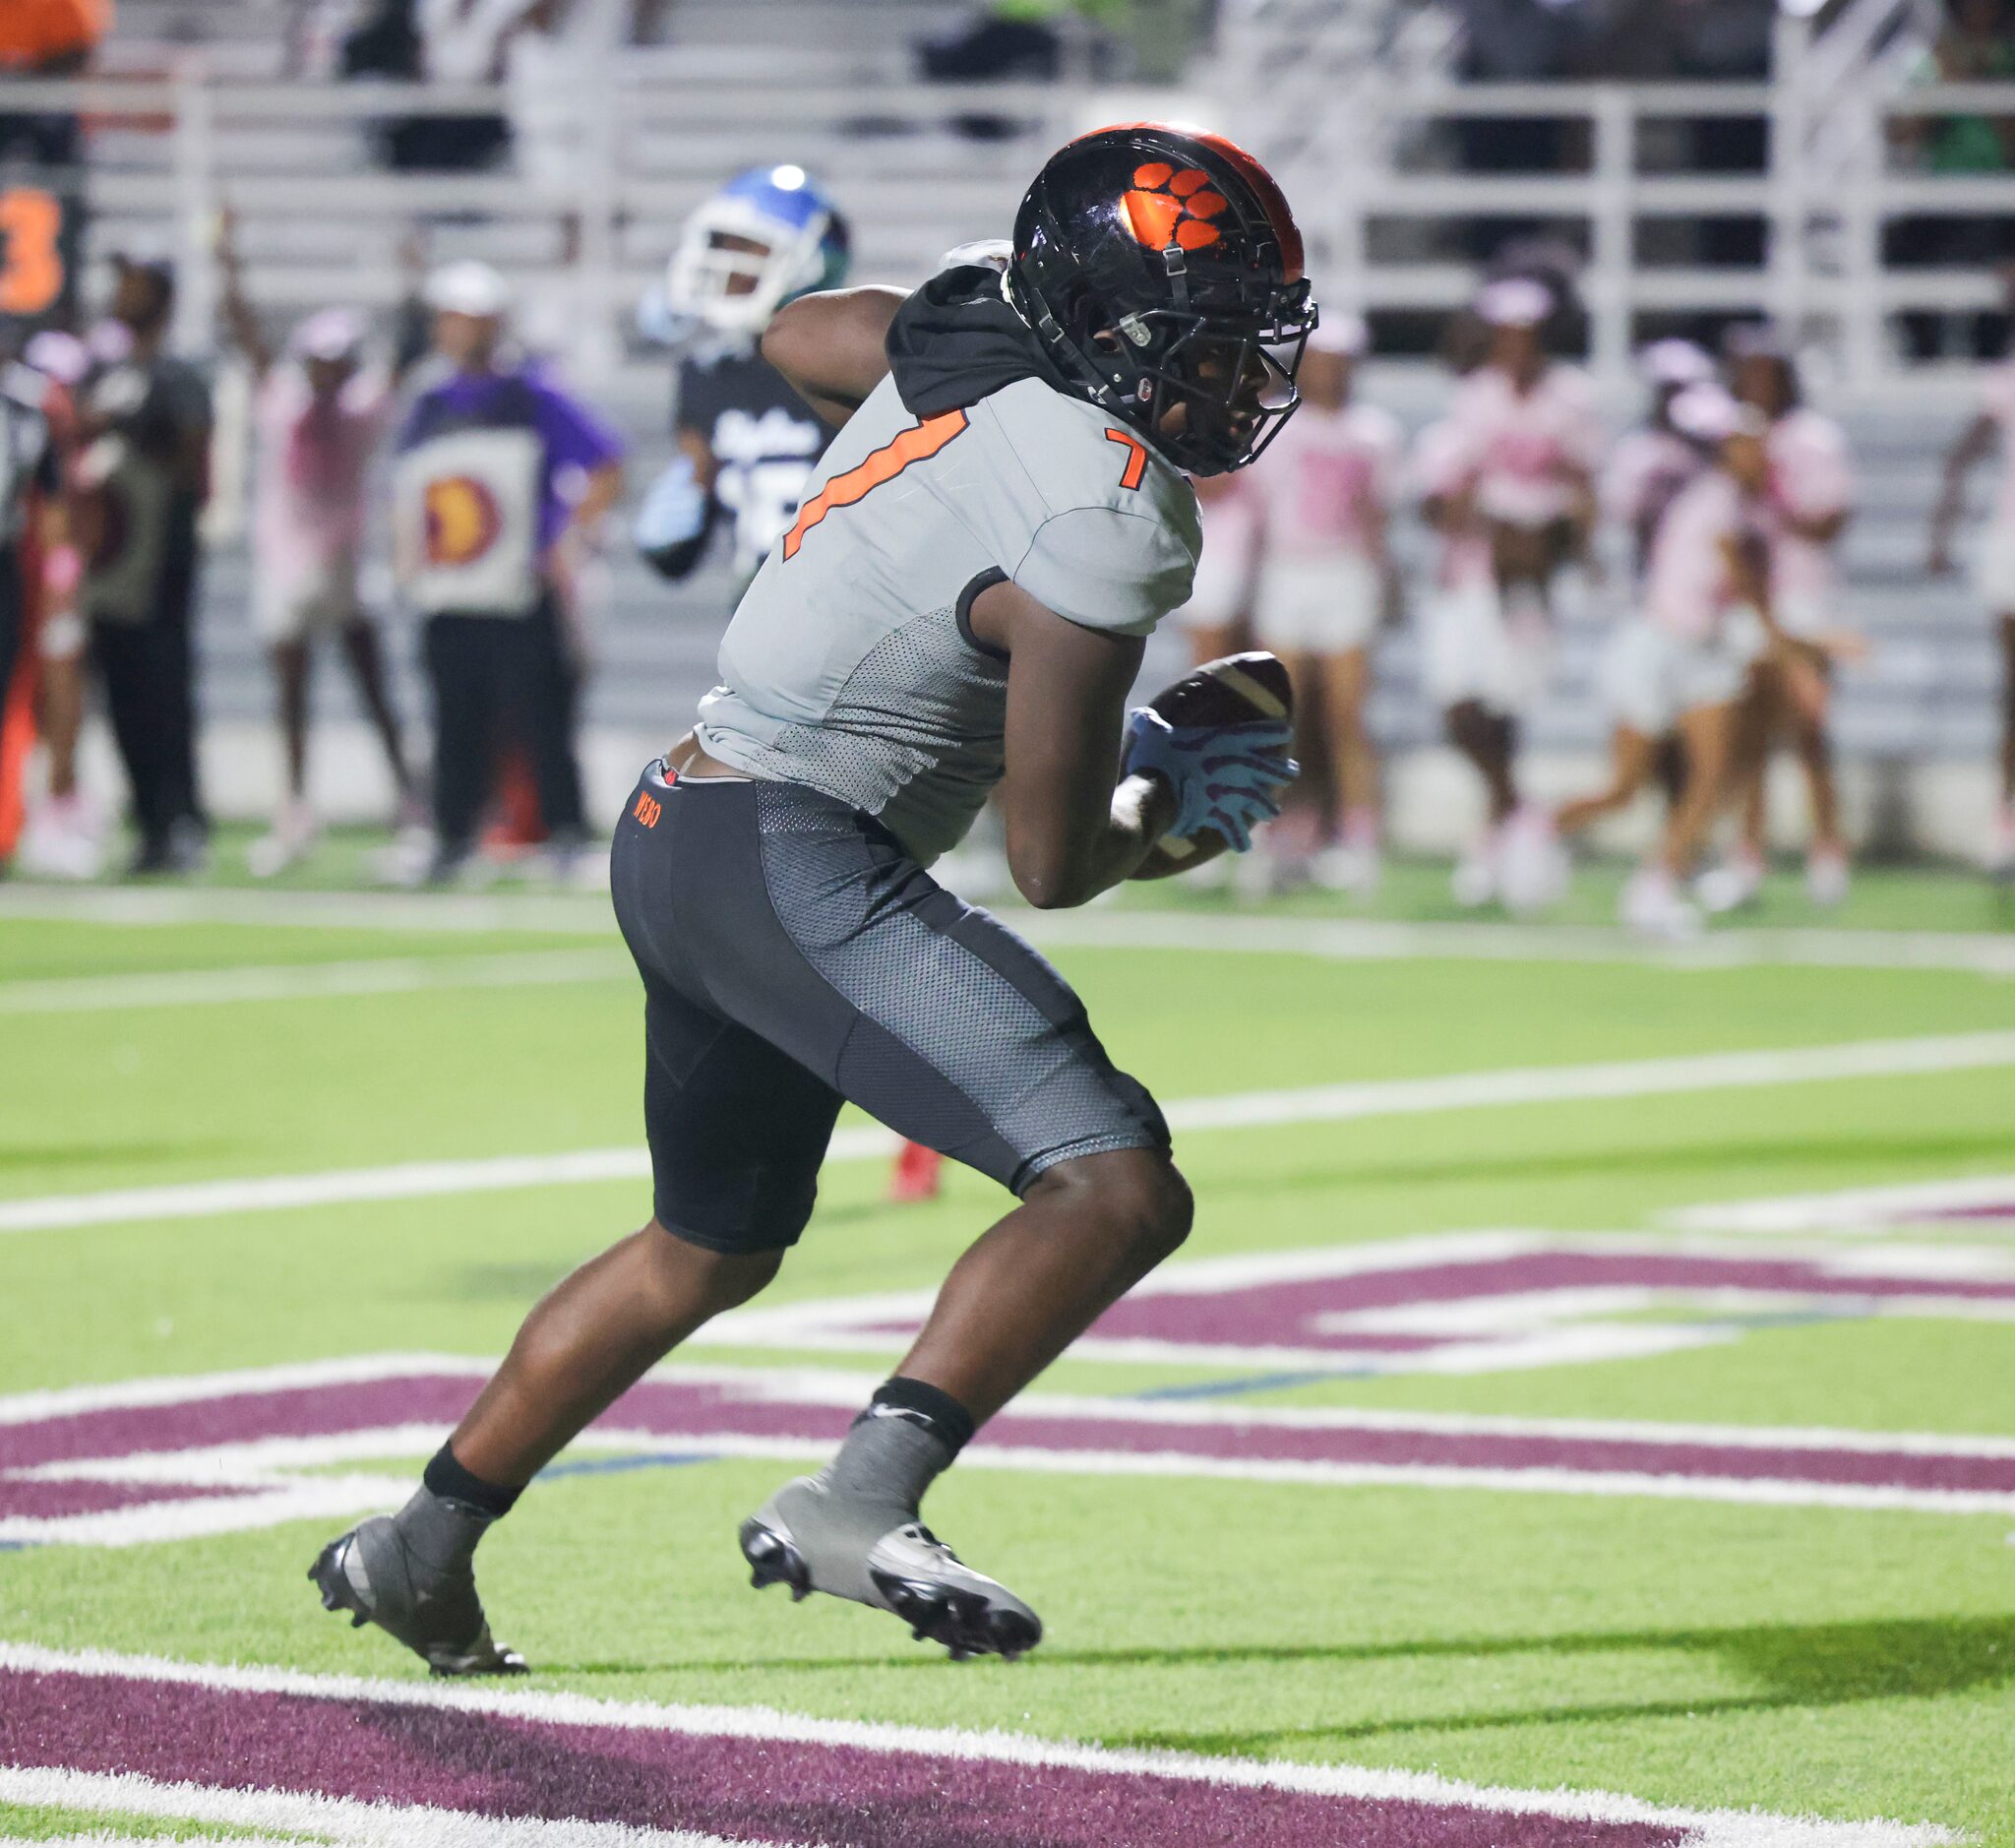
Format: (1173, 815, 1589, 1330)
(645, 1221, 784, 1313)
(1033, 1148, 1191, 1267)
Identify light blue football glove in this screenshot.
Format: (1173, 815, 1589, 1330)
(1122, 708, 1298, 854)
(632, 453, 709, 557)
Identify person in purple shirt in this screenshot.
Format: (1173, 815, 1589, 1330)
(390, 261, 624, 885)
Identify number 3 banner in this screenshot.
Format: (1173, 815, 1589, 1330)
(0, 181, 86, 334)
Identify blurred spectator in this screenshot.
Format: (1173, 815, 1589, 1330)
(917, 0, 1121, 81)
(1889, 0, 2015, 360)
(342, 0, 513, 172)
(507, 0, 643, 268)
(387, 260, 622, 885)
(0, 0, 111, 173)
(215, 209, 421, 878)
(0, 329, 70, 872)
(71, 252, 214, 875)
(10, 328, 94, 879)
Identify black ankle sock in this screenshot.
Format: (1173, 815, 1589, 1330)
(856, 1377, 977, 1459)
(423, 1442, 522, 1519)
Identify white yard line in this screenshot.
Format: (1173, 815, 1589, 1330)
(9, 1029, 2015, 1237)
(0, 1644, 1961, 1848)
(0, 950, 633, 1014)
(1668, 1173, 2015, 1235)
(9, 879, 2015, 977)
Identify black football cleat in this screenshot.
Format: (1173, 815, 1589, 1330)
(310, 1504, 525, 1678)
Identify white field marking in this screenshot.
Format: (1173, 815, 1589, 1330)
(698, 1228, 2015, 1374)
(12, 875, 2015, 982)
(0, 949, 633, 1015)
(1017, 906, 2015, 978)
(15, 1345, 2015, 1544)
(1668, 1173, 2015, 1235)
(13, 1027, 2015, 1238)
(16, 1346, 2015, 1462)
(0, 1351, 492, 1428)
(0, 1766, 788, 1848)
(0, 1643, 1961, 1848)
(0, 884, 613, 936)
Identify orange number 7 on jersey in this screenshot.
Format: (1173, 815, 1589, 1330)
(1104, 427, 1147, 491)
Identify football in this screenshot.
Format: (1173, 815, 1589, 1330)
(1131, 650, 1296, 878)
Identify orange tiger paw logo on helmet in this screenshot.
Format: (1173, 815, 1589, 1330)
(1122, 163, 1228, 254)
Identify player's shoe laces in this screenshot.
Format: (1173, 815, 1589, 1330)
(740, 1473, 1042, 1661)
(310, 1491, 525, 1677)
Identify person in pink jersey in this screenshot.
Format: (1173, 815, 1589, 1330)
(219, 213, 419, 877)
(1247, 314, 1401, 893)
(1170, 468, 1261, 667)
(1445, 277, 1604, 624)
(1704, 330, 1859, 912)
(1927, 309, 2015, 876)
(1415, 278, 1593, 913)
(1555, 341, 1716, 868)
(1564, 384, 1794, 938)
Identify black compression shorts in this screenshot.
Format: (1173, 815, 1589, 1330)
(608, 761, 1168, 1255)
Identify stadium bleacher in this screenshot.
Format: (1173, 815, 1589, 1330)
(22, 0, 2015, 857)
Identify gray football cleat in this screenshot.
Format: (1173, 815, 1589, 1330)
(740, 1472, 1042, 1661)
(310, 1492, 525, 1677)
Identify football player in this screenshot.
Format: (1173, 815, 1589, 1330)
(634, 168, 964, 1200)
(313, 122, 1307, 1672)
(633, 164, 850, 594)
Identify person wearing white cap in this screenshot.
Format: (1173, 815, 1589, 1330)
(1243, 311, 1401, 894)
(387, 257, 624, 885)
(1413, 276, 1598, 912)
(1558, 384, 1801, 939)
(217, 209, 420, 878)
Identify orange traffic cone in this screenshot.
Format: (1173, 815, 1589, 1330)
(887, 1140, 944, 1204)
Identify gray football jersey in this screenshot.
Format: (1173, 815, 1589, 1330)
(693, 371, 1201, 865)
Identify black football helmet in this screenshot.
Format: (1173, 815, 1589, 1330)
(1008, 122, 1316, 476)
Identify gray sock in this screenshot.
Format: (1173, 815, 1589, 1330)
(759, 1414, 958, 1604)
(823, 1410, 956, 1514)
(390, 1484, 496, 1579)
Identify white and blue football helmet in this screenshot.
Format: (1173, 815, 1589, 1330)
(653, 164, 850, 340)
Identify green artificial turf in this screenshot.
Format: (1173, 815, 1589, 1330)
(3, 897, 2013, 1842)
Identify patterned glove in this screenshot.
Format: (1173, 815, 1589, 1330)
(1123, 708, 1298, 854)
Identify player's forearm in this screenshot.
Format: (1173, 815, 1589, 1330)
(1011, 773, 1174, 909)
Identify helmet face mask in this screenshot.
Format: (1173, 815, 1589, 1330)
(1009, 123, 1317, 475)
(662, 166, 850, 338)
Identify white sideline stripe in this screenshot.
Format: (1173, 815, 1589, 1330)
(1019, 907, 2015, 978)
(0, 1766, 787, 1847)
(1669, 1173, 2015, 1235)
(0, 1643, 1959, 1848)
(10, 879, 2015, 978)
(10, 1028, 2015, 1237)
(0, 950, 633, 1014)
